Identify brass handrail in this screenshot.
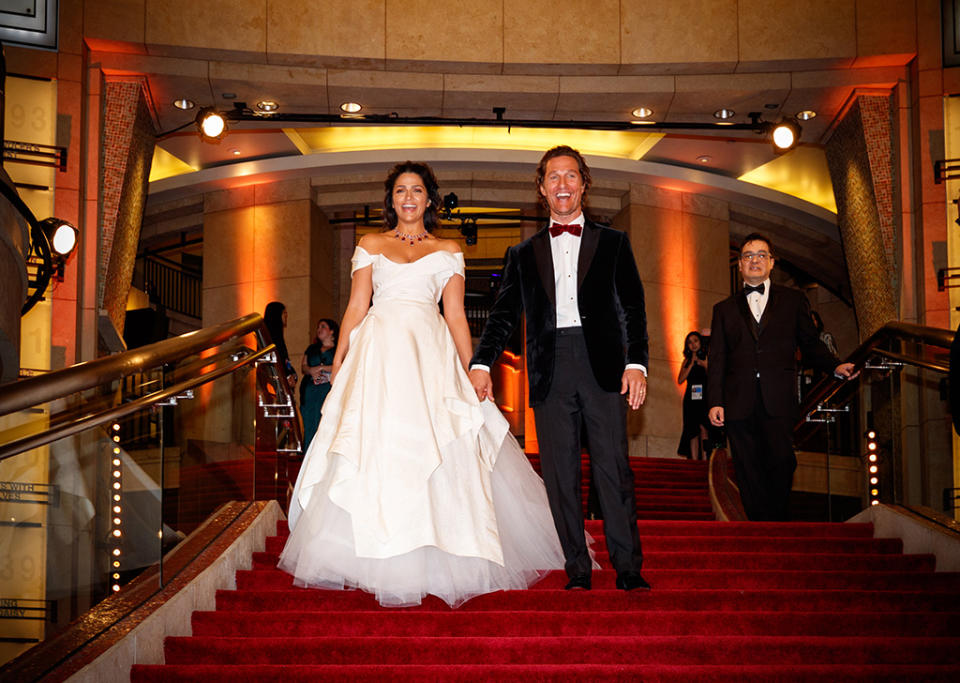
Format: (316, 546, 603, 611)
(0, 345, 273, 462)
(0, 312, 265, 417)
(0, 312, 303, 461)
(798, 320, 954, 427)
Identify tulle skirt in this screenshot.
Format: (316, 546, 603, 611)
(278, 299, 569, 607)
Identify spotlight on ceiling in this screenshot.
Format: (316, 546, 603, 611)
(769, 120, 801, 152)
(195, 107, 227, 142)
(460, 217, 478, 246)
(714, 108, 735, 120)
(796, 110, 817, 121)
(173, 98, 195, 110)
(340, 102, 362, 113)
(257, 100, 279, 113)
(41, 218, 78, 256)
(631, 107, 653, 119)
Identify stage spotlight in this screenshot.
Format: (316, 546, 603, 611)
(460, 217, 478, 246)
(195, 107, 227, 142)
(41, 218, 78, 256)
(769, 120, 801, 152)
(442, 192, 459, 219)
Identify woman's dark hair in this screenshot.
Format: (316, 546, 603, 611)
(263, 301, 289, 363)
(681, 331, 704, 361)
(382, 161, 442, 232)
(313, 317, 340, 349)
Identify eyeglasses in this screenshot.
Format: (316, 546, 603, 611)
(741, 251, 771, 262)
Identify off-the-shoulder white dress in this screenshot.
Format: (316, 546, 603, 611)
(278, 246, 567, 607)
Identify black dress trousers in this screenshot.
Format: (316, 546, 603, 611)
(532, 328, 643, 577)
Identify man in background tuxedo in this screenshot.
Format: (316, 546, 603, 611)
(707, 233, 856, 521)
(469, 146, 649, 591)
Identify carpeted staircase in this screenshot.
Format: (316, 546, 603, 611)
(132, 456, 960, 681)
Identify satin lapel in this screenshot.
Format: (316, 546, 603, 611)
(736, 292, 759, 342)
(532, 229, 556, 306)
(758, 284, 776, 336)
(576, 220, 600, 291)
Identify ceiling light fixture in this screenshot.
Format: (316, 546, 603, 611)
(195, 107, 227, 142)
(769, 120, 801, 152)
(696, 155, 712, 164)
(340, 102, 362, 113)
(221, 93, 237, 100)
(173, 98, 195, 111)
(257, 100, 279, 113)
(631, 107, 653, 119)
(796, 110, 817, 121)
(714, 108, 735, 120)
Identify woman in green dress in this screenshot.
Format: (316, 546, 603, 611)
(300, 318, 339, 453)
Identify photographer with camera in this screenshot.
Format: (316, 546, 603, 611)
(677, 331, 710, 459)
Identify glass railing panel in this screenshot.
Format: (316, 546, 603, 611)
(0, 407, 162, 668)
(894, 364, 955, 516)
(0, 314, 302, 669)
(161, 345, 257, 539)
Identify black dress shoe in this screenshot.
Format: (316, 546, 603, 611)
(564, 574, 591, 591)
(616, 571, 651, 591)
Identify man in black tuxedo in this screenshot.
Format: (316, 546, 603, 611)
(469, 146, 649, 591)
(707, 233, 856, 521)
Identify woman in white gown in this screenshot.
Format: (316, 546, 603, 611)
(278, 161, 571, 607)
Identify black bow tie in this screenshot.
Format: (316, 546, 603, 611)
(744, 283, 765, 296)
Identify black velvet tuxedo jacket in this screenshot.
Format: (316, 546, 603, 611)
(471, 220, 648, 406)
(706, 283, 839, 421)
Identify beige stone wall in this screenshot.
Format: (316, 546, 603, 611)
(202, 178, 337, 372)
(612, 188, 730, 459)
(83, 0, 917, 73)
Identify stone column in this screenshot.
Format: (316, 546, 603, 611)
(611, 185, 730, 459)
(825, 96, 899, 339)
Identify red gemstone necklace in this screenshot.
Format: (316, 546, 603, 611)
(394, 229, 429, 246)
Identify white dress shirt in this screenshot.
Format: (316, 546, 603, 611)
(550, 215, 585, 329)
(744, 278, 771, 322)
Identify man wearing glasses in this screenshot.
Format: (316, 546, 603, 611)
(706, 233, 856, 521)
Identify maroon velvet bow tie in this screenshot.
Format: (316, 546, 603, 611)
(548, 223, 583, 238)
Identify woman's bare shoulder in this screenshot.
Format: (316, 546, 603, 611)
(358, 232, 390, 251)
(433, 238, 463, 254)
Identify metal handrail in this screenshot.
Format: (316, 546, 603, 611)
(798, 320, 954, 427)
(0, 312, 303, 461)
(0, 345, 271, 462)
(0, 312, 266, 417)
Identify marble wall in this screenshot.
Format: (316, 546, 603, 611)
(612, 187, 730, 458)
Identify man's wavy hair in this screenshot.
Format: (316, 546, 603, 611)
(382, 161, 443, 231)
(535, 146, 592, 208)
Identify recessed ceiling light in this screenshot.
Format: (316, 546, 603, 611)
(796, 110, 817, 121)
(229, 148, 241, 156)
(173, 98, 195, 110)
(764, 103, 779, 110)
(714, 108, 735, 120)
(631, 107, 653, 119)
(697, 155, 712, 164)
(340, 102, 362, 113)
(257, 100, 279, 112)
(221, 93, 237, 100)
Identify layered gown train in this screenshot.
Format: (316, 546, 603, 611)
(278, 246, 570, 607)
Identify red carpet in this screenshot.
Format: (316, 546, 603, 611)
(132, 457, 960, 681)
